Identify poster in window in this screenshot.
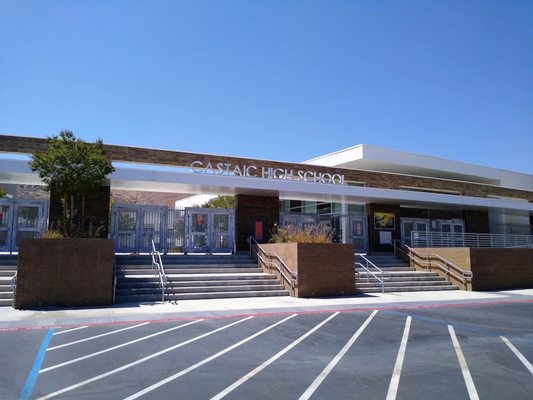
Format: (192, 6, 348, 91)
(255, 220, 263, 240)
(374, 212, 395, 229)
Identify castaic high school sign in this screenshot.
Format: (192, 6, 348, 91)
(191, 160, 345, 185)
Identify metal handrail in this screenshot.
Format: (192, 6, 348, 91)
(355, 261, 386, 293)
(355, 253, 391, 294)
(112, 259, 117, 305)
(248, 237, 298, 297)
(394, 240, 473, 290)
(151, 239, 167, 302)
(11, 272, 17, 305)
(410, 231, 533, 248)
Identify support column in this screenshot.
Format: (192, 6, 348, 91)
(235, 194, 279, 251)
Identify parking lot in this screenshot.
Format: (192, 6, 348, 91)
(1, 301, 532, 400)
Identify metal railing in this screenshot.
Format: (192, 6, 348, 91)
(112, 259, 117, 304)
(394, 240, 472, 290)
(151, 239, 167, 302)
(248, 237, 298, 297)
(355, 253, 390, 294)
(11, 272, 17, 305)
(411, 232, 533, 248)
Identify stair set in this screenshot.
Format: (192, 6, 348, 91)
(0, 256, 17, 307)
(1, 252, 459, 307)
(115, 253, 290, 303)
(355, 252, 459, 293)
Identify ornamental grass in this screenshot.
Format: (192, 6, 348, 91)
(269, 224, 335, 244)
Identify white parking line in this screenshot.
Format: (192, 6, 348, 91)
(386, 316, 412, 400)
(36, 316, 254, 400)
(53, 326, 88, 336)
(500, 336, 533, 374)
(298, 310, 379, 400)
(124, 313, 300, 400)
(47, 322, 150, 351)
(449, 325, 480, 400)
(40, 320, 203, 373)
(210, 312, 340, 400)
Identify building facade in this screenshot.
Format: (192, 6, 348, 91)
(0, 135, 532, 254)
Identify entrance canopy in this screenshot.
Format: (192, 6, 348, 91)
(1, 157, 533, 215)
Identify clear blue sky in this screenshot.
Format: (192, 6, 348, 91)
(1, 1, 532, 174)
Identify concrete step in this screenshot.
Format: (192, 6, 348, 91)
(356, 275, 447, 283)
(118, 267, 264, 275)
(0, 292, 13, 299)
(355, 267, 415, 272)
(118, 263, 258, 270)
(0, 298, 12, 307)
(357, 271, 441, 278)
(0, 270, 16, 277)
(116, 256, 257, 266)
(118, 279, 282, 288)
(115, 290, 290, 303)
(116, 273, 277, 284)
(356, 280, 453, 288)
(0, 257, 17, 266)
(355, 285, 459, 293)
(0, 264, 17, 270)
(117, 284, 286, 296)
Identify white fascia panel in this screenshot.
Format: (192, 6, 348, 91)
(109, 167, 533, 213)
(304, 144, 364, 167)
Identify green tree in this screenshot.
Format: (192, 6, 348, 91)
(0, 189, 7, 198)
(201, 195, 235, 209)
(29, 130, 115, 237)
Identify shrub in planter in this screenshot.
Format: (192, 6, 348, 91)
(269, 224, 334, 244)
(14, 131, 116, 309)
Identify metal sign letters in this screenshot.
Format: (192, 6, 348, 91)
(190, 161, 345, 185)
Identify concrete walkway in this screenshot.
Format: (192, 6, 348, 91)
(2, 289, 533, 330)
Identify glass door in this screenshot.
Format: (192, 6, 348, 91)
(186, 210, 209, 253)
(185, 208, 235, 254)
(12, 201, 47, 252)
(114, 207, 138, 253)
(210, 211, 234, 254)
(0, 202, 13, 253)
(350, 215, 368, 253)
(140, 207, 165, 253)
(401, 218, 429, 247)
(441, 221, 464, 247)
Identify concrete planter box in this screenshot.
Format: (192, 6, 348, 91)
(15, 238, 114, 309)
(261, 243, 355, 297)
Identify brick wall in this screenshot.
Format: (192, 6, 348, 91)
(15, 239, 114, 308)
(262, 243, 355, 297)
(414, 247, 533, 291)
(235, 194, 279, 251)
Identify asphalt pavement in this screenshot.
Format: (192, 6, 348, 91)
(1, 289, 532, 399)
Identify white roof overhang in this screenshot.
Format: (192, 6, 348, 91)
(2, 158, 532, 214)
